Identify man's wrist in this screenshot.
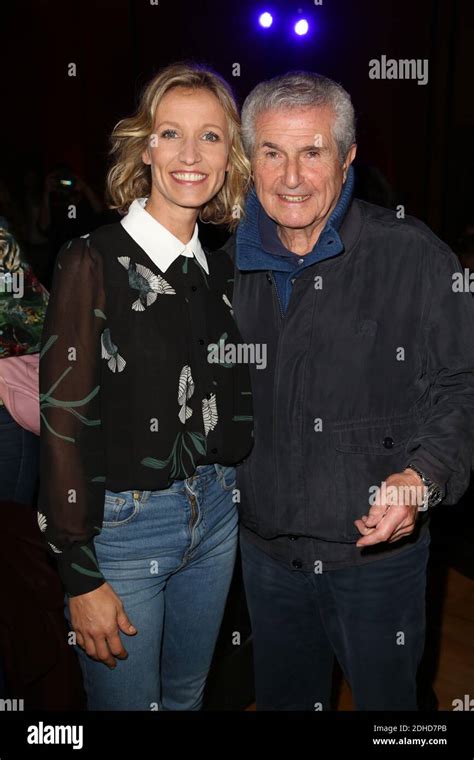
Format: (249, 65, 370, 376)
(405, 463, 443, 510)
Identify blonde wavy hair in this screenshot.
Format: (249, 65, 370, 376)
(106, 62, 250, 229)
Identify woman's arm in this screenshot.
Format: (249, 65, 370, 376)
(38, 234, 107, 598)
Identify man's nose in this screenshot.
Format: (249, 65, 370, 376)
(282, 158, 302, 189)
(178, 138, 202, 165)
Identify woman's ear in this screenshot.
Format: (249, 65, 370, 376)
(142, 139, 152, 166)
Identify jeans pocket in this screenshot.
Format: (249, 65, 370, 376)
(102, 490, 140, 527)
(216, 464, 237, 491)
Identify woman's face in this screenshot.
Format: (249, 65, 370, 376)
(142, 87, 231, 215)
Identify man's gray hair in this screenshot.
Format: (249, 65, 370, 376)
(241, 71, 356, 164)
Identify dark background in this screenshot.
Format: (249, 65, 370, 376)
(1, 0, 473, 247)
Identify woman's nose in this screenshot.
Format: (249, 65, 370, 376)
(178, 138, 202, 164)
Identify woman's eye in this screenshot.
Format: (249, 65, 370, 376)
(203, 131, 220, 142)
(161, 129, 178, 139)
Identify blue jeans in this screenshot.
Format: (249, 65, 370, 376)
(64, 463, 238, 710)
(0, 405, 39, 504)
(240, 526, 430, 710)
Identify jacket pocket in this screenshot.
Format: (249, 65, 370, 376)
(332, 413, 422, 541)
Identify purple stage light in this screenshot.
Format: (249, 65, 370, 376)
(294, 19, 309, 36)
(259, 12, 273, 28)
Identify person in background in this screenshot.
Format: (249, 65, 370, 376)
(0, 227, 86, 709)
(37, 164, 104, 288)
(20, 168, 50, 288)
(0, 226, 47, 501)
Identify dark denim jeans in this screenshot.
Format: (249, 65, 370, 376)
(0, 405, 39, 504)
(0, 404, 39, 699)
(240, 526, 430, 710)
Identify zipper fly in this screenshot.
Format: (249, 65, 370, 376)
(188, 489, 198, 531)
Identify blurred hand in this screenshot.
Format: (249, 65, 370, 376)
(68, 582, 138, 668)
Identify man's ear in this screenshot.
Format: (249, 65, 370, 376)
(344, 144, 357, 170)
(342, 143, 357, 181)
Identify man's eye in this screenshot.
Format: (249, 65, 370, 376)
(203, 131, 220, 142)
(307, 150, 319, 159)
(161, 129, 178, 139)
(265, 151, 279, 159)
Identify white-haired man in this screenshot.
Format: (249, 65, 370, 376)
(223, 71, 474, 710)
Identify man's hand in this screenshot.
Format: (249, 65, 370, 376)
(68, 582, 138, 668)
(354, 468, 425, 547)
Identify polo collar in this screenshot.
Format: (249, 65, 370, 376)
(120, 197, 209, 274)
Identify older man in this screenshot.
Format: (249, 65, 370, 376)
(223, 72, 474, 710)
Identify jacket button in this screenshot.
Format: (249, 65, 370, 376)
(191, 285, 197, 292)
(211, 447, 218, 454)
(383, 436, 394, 449)
(291, 559, 303, 569)
(266, 273, 272, 283)
(199, 338, 205, 345)
(288, 535, 298, 541)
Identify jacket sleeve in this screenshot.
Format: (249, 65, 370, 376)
(404, 243, 474, 504)
(38, 235, 107, 597)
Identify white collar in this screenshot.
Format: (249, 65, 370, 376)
(120, 197, 209, 275)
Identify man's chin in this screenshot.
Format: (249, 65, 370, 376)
(271, 212, 319, 230)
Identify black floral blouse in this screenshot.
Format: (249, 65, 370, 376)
(38, 222, 254, 597)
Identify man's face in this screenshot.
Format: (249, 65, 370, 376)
(252, 105, 355, 234)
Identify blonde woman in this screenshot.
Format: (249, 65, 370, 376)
(38, 62, 253, 710)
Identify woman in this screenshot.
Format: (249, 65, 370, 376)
(38, 62, 253, 710)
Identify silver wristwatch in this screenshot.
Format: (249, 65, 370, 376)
(406, 463, 443, 510)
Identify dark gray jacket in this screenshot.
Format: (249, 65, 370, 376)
(224, 198, 474, 547)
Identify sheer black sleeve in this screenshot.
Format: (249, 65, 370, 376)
(38, 235, 107, 597)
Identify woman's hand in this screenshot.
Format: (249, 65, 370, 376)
(68, 582, 138, 668)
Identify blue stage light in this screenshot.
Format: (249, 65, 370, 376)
(259, 12, 273, 28)
(294, 19, 309, 35)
